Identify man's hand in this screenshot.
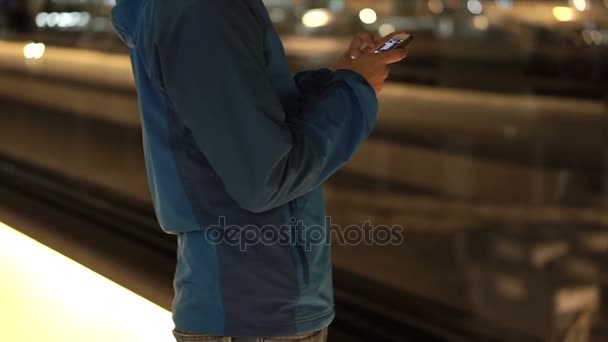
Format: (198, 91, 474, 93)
(346, 32, 377, 59)
(336, 33, 407, 94)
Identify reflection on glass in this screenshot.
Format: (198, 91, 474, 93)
(302, 8, 333, 28)
(553, 6, 574, 22)
(0, 0, 606, 341)
(22, 41, 45, 59)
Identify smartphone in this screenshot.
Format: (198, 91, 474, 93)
(375, 33, 414, 53)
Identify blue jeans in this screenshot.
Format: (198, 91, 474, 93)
(172, 328, 328, 342)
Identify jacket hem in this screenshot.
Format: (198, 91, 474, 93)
(174, 308, 335, 337)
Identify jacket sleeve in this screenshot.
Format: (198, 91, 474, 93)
(157, 1, 378, 213)
(293, 69, 334, 97)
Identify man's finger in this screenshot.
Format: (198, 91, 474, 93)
(349, 32, 375, 53)
(377, 48, 408, 64)
(357, 32, 376, 48)
(370, 30, 410, 51)
(359, 32, 376, 52)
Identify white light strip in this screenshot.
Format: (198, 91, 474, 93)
(0, 221, 174, 342)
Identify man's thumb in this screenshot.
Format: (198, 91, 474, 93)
(377, 48, 408, 64)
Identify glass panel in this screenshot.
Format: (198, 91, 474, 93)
(0, 0, 606, 340)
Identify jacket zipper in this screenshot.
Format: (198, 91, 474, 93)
(289, 200, 310, 286)
(295, 244, 310, 286)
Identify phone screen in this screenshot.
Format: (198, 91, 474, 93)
(376, 38, 404, 52)
(375, 35, 413, 53)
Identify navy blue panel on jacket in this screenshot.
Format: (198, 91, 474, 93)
(111, 0, 378, 337)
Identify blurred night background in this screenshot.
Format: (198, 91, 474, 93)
(0, 0, 607, 341)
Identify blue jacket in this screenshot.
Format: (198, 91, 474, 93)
(112, 0, 378, 337)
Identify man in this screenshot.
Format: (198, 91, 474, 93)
(111, 0, 406, 341)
